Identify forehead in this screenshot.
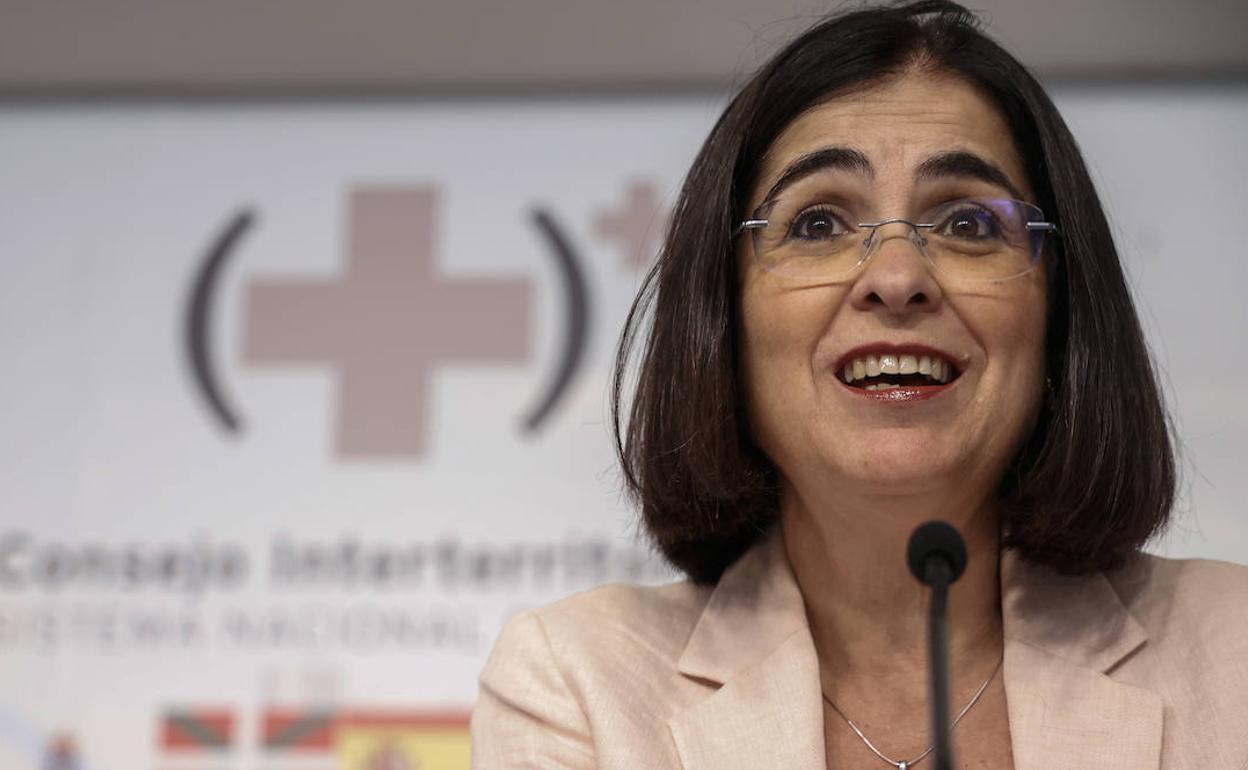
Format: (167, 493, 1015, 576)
(752, 71, 1033, 205)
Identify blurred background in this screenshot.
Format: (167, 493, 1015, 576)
(1, 1, 1246, 769)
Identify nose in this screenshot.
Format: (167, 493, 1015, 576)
(848, 222, 944, 315)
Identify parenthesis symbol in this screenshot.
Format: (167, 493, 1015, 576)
(522, 208, 591, 433)
(185, 209, 254, 434)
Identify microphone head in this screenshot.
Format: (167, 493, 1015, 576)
(907, 521, 968, 586)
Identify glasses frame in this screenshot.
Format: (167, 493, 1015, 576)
(735, 197, 1060, 283)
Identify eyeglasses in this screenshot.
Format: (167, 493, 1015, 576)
(737, 196, 1059, 283)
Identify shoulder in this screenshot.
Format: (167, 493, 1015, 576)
(486, 579, 713, 688)
(539, 578, 712, 638)
(472, 580, 712, 767)
(1105, 553, 1248, 697)
(1108, 552, 1248, 646)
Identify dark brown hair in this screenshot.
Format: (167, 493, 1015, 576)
(612, 0, 1176, 585)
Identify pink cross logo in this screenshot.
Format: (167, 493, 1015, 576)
(594, 180, 670, 270)
(242, 187, 532, 459)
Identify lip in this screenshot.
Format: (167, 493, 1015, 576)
(847, 381, 957, 402)
(833, 342, 968, 403)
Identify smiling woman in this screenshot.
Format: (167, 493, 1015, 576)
(471, 2, 1248, 768)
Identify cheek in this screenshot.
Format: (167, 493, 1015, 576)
(740, 287, 789, 425)
(1014, 280, 1048, 380)
(979, 279, 1047, 427)
(738, 276, 842, 455)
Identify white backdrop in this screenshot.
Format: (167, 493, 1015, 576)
(0, 85, 1245, 770)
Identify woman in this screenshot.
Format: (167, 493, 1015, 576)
(472, 1, 1248, 767)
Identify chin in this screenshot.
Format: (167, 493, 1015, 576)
(820, 431, 968, 493)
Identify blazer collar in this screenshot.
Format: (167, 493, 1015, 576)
(670, 527, 826, 770)
(676, 526, 807, 684)
(670, 528, 1163, 770)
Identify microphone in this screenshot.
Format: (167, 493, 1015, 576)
(906, 521, 967, 770)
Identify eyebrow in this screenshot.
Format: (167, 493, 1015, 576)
(915, 150, 1024, 200)
(762, 147, 872, 204)
(760, 146, 1024, 205)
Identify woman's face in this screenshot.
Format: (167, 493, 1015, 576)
(739, 70, 1048, 507)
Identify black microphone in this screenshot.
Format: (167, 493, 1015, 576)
(906, 521, 968, 770)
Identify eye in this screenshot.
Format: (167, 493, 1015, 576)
(935, 204, 1001, 239)
(789, 206, 850, 241)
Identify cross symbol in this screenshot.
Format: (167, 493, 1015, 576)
(242, 187, 532, 459)
(593, 180, 670, 270)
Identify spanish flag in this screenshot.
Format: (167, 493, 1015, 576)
(264, 709, 470, 769)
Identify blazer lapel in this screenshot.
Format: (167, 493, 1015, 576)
(667, 536, 1164, 770)
(1001, 552, 1163, 770)
(668, 529, 825, 770)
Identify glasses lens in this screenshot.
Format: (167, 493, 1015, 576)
(749, 197, 863, 280)
(921, 198, 1048, 281)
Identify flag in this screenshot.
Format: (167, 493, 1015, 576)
(263, 708, 470, 770)
(160, 709, 234, 752)
(337, 713, 470, 770)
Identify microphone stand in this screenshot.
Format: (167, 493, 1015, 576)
(907, 521, 966, 770)
(923, 552, 954, 770)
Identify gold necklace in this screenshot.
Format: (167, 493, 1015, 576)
(821, 656, 1003, 770)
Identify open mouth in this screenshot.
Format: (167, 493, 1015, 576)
(838, 352, 961, 392)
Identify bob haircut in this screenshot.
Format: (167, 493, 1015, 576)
(613, 0, 1175, 585)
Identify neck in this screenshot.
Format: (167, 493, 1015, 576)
(781, 483, 1004, 684)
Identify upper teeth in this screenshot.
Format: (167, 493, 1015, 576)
(841, 354, 955, 385)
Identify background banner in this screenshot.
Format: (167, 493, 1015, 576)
(1, 88, 1245, 770)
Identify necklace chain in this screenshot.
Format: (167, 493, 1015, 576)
(821, 656, 1003, 770)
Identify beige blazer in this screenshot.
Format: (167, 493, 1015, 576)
(472, 528, 1248, 769)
